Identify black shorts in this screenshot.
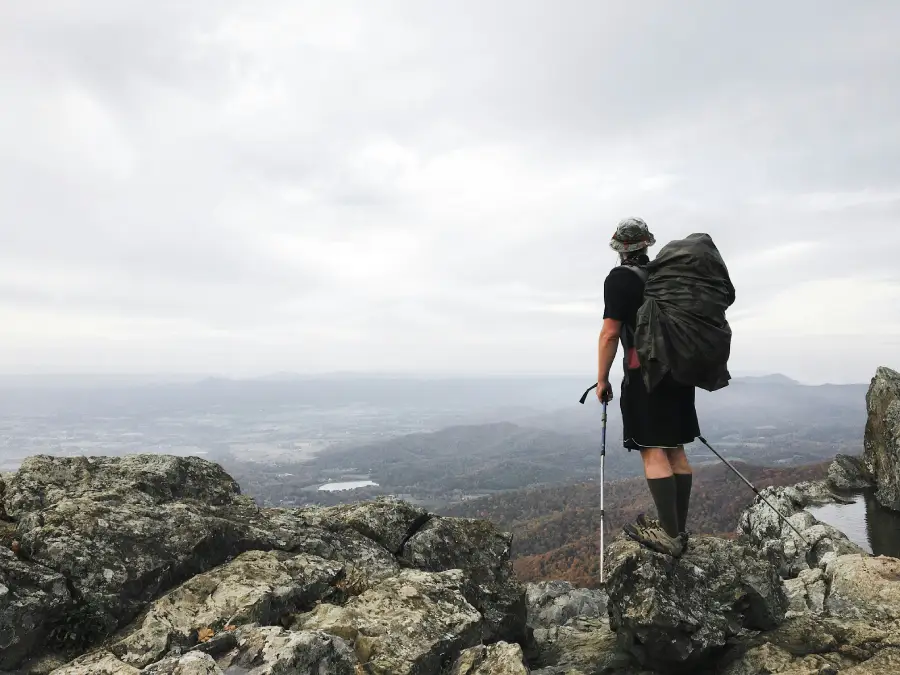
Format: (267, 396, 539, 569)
(620, 370, 700, 451)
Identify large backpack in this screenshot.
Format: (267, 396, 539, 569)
(625, 233, 736, 392)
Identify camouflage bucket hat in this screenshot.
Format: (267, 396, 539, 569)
(609, 217, 655, 253)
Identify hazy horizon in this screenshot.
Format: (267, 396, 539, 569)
(2, 2, 898, 383)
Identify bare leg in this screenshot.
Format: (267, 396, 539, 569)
(666, 445, 692, 474)
(641, 447, 674, 479)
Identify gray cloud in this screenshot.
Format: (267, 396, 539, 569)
(1, 1, 898, 383)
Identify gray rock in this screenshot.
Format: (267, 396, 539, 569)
(864, 366, 900, 511)
(48, 650, 140, 674)
(527, 618, 629, 675)
(401, 515, 526, 643)
(525, 580, 606, 629)
(841, 647, 900, 674)
(737, 485, 865, 578)
(720, 614, 900, 675)
(109, 550, 344, 668)
(783, 567, 826, 618)
(15, 495, 275, 648)
(450, 642, 529, 675)
(827, 454, 872, 491)
(0, 547, 73, 670)
(296, 568, 483, 675)
(3, 454, 242, 518)
(263, 508, 400, 594)
(293, 496, 430, 554)
(141, 651, 223, 675)
(824, 553, 900, 622)
(605, 535, 787, 672)
(5, 454, 276, 653)
(214, 626, 358, 674)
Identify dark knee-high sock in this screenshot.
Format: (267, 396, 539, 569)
(646, 476, 679, 538)
(674, 473, 693, 534)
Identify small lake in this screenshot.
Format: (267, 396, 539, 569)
(806, 490, 900, 558)
(318, 480, 379, 492)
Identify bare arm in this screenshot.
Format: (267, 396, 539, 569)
(597, 318, 621, 399)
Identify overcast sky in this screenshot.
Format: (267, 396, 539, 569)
(1, 2, 898, 384)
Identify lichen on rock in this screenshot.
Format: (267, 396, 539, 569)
(605, 535, 788, 672)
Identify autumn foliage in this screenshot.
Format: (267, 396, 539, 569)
(444, 460, 829, 589)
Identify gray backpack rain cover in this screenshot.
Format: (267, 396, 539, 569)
(634, 233, 736, 392)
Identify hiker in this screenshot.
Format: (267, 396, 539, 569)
(596, 217, 697, 557)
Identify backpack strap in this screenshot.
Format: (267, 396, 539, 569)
(618, 264, 648, 375)
(622, 265, 648, 283)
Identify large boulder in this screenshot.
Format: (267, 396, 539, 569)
(2, 454, 279, 657)
(0, 547, 73, 670)
(401, 515, 527, 643)
(295, 568, 483, 675)
(605, 535, 788, 672)
(864, 366, 900, 511)
(827, 453, 872, 491)
(109, 550, 345, 668)
(737, 484, 865, 577)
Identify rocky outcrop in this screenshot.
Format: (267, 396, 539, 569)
(605, 535, 787, 672)
(827, 453, 872, 491)
(738, 482, 865, 578)
(4, 455, 276, 650)
(400, 515, 526, 643)
(4, 448, 900, 675)
(864, 366, 900, 511)
(0, 454, 524, 674)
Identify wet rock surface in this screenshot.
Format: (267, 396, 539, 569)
(864, 366, 900, 511)
(827, 454, 872, 492)
(738, 483, 866, 578)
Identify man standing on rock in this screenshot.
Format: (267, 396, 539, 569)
(596, 217, 698, 557)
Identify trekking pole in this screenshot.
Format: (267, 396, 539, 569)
(697, 436, 809, 545)
(579, 382, 606, 583)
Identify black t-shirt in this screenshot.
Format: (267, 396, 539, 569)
(602, 264, 646, 334)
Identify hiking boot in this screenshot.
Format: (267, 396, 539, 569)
(624, 517, 684, 557)
(636, 513, 691, 551)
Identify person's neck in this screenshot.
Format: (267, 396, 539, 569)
(621, 252, 649, 266)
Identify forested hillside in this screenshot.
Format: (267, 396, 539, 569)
(443, 460, 830, 588)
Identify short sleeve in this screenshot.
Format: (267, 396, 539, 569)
(603, 269, 631, 321)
